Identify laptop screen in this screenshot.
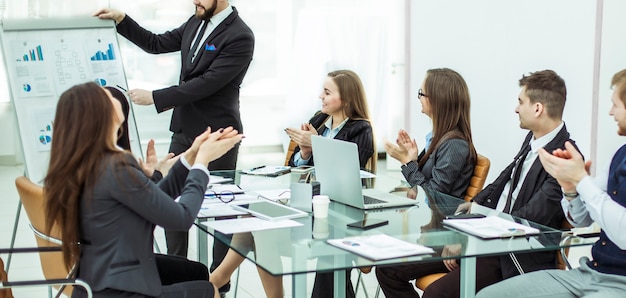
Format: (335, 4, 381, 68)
(311, 136, 365, 208)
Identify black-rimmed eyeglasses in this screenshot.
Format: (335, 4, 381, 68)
(204, 190, 235, 203)
(418, 89, 428, 99)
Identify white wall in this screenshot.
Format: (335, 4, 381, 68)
(596, 0, 626, 168)
(409, 0, 601, 182)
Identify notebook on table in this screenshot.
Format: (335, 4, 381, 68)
(311, 136, 418, 210)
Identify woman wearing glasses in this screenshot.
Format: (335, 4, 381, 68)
(209, 69, 375, 298)
(385, 67, 476, 197)
(377, 68, 477, 297)
(45, 82, 243, 298)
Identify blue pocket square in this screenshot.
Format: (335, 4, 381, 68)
(205, 44, 216, 51)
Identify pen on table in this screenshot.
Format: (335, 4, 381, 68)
(249, 165, 266, 171)
(116, 85, 128, 92)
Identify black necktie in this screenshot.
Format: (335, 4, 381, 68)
(189, 21, 208, 62)
(503, 144, 531, 213)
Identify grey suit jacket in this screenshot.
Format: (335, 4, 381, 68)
(76, 154, 209, 296)
(401, 138, 474, 199)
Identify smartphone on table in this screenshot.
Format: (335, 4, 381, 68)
(347, 218, 389, 230)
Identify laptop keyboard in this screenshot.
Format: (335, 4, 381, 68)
(364, 196, 386, 205)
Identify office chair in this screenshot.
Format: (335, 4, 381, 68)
(0, 257, 13, 298)
(283, 140, 298, 166)
(463, 154, 491, 201)
(372, 154, 491, 297)
(412, 154, 490, 291)
(14, 176, 90, 297)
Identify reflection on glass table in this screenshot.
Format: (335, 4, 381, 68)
(195, 171, 596, 298)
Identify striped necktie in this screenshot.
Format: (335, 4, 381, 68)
(189, 21, 208, 62)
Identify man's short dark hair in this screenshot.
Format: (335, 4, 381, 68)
(519, 70, 566, 120)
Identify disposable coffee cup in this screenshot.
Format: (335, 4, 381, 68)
(312, 195, 330, 218)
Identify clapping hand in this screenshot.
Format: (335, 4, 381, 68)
(384, 129, 419, 164)
(139, 139, 159, 177)
(537, 141, 591, 195)
(285, 123, 318, 159)
(184, 127, 243, 165)
(139, 139, 178, 177)
(195, 127, 243, 165)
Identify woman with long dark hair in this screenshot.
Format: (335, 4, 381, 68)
(385, 68, 476, 197)
(377, 68, 477, 298)
(44, 82, 243, 298)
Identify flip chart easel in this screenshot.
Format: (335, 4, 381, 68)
(0, 17, 141, 270)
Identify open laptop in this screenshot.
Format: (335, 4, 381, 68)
(311, 135, 419, 210)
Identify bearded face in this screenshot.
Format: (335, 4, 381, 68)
(195, 0, 217, 21)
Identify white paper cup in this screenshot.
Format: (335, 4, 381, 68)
(312, 195, 330, 218)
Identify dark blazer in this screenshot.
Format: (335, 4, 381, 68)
(473, 124, 576, 278)
(288, 112, 375, 169)
(75, 154, 209, 297)
(401, 138, 474, 199)
(116, 7, 255, 138)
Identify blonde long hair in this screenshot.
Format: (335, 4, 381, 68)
(327, 70, 377, 173)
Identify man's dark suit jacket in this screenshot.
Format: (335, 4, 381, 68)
(473, 124, 576, 278)
(116, 7, 255, 138)
(288, 112, 375, 169)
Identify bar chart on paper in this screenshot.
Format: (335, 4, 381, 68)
(15, 44, 44, 62)
(0, 17, 141, 183)
(90, 42, 115, 61)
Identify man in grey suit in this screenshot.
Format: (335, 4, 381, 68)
(95, 0, 254, 294)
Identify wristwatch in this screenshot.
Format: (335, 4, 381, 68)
(562, 191, 579, 198)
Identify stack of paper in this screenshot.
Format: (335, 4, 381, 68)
(198, 193, 259, 218)
(443, 216, 540, 239)
(202, 217, 303, 234)
(208, 175, 233, 184)
(242, 165, 291, 177)
(327, 234, 434, 261)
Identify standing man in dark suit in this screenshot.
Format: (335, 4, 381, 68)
(376, 70, 579, 297)
(94, 1, 254, 294)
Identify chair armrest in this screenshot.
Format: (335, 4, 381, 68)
(0, 246, 61, 254)
(0, 278, 92, 298)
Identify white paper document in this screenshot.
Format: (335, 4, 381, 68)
(198, 194, 260, 218)
(208, 175, 233, 185)
(443, 216, 540, 239)
(241, 165, 291, 177)
(208, 184, 244, 194)
(198, 204, 248, 218)
(202, 217, 303, 234)
(327, 234, 435, 261)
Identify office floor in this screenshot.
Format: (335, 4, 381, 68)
(0, 151, 592, 297)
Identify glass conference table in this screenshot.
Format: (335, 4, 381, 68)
(195, 170, 596, 298)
